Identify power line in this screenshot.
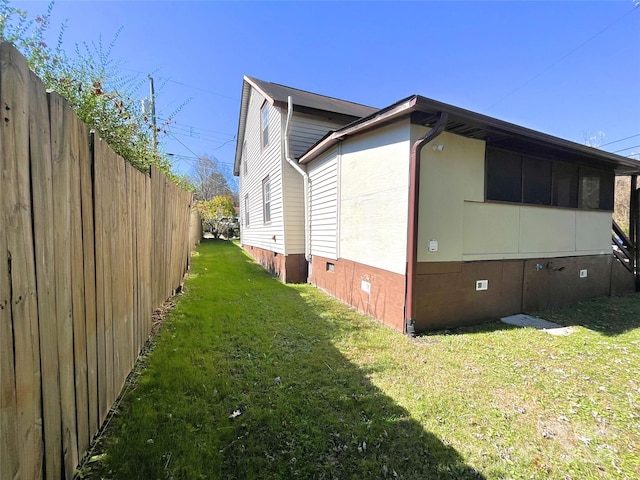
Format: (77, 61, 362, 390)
(486, 5, 639, 111)
(613, 143, 640, 154)
(167, 132, 237, 162)
(168, 132, 204, 160)
(600, 133, 640, 147)
(158, 117, 235, 137)
(158, 77, 239, 102)
(169, 153, 239, 188)
(168, 152, 236, 167)
(166, 128, 235, 146)
(122, 67, 239, 102)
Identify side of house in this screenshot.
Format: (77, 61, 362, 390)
(235, 77, 639, 334)
(234, 76, 377, 282)
(299, 95, 640, 333)
(412, 128, 616, 331)
(308, 121, 412, 332)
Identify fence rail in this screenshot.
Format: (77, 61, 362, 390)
(1, 42, 200, 480)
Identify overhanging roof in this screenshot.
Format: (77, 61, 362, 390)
(233, 76, 378, 175)
(299, 95, 640, 175)
(245, 76, 377, 118)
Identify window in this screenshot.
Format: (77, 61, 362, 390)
(242, 141, 247, 176)
(580, 167, 614, 210)
(262, 176, 271, 223)
(485, 148, 521, 202)
(486, 147, 614, 211)
(261, 102, 269, 148)
(522, 155, 551, 205)
(552, 162, 579, 208)
(244, 194, 249, 227)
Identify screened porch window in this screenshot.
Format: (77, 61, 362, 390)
(485, 147, 614, 211)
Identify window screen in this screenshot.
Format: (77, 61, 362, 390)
(580, 167, 614, 210)
(486, 148, 613, 211)
(523, 155, 551, 205)
(552, 162, 579, 208)
(486, 148, 522, 202)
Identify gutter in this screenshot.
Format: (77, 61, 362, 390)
(284, 96, 311, 262)
(405, 112, 448, 336)
(299, 96, 418, 165)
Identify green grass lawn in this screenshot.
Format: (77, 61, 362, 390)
(85, 240, 640, 480)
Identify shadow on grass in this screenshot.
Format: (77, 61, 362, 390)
(532, 293, 640, 336)
(101, 240, 485, 480)
(425, 293, 640, 338)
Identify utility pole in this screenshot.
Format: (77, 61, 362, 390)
(148, 75, 157, 153)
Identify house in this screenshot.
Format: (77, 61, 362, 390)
(234, 77, 640, 334)
(233, 76, 376, 283)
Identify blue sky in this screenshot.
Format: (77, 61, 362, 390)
(12, 1, 640, 186)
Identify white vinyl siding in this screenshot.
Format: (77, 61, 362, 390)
(289, 113, 347, 159)
(309, 148, 339, 259)
(283, 113, 355, 254)
(281, 160, 306, 254)
(239, 90, 285, 252)
(239, 93, 360, 256)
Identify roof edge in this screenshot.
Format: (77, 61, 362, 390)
(299, 93, 640, 175)
(233, 79, 252, 176)
(299, 96, 418, 164)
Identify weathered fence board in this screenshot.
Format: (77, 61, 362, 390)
(29, 71, 63, 480)
(1, 41, 199, 480)
(80, 124, 99, 439)
(69, 104, 90, 456)
(0, 47, 22, 480)
(50, 91, 80, 479)
(93, 135, 109, 426)
(1, 41, 44, 480)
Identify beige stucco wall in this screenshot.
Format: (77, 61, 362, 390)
(415, 129, 485, 262)
(462, 203, 612, 260)
(415, 128, 613, 262)
(339, 121, 411, 275)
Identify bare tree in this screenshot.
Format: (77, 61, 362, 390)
(191, 155, 236, 202)
(614, 176, 631, 233)
(584, 133, 636, 233)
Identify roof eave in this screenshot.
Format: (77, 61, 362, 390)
(411, 96, 640, 174)
(299, 96, 418, 164)
(299, 93, 640, 175)
(233, 79, 254, 176)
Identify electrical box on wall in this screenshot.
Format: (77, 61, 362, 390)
(579, 269, 588, 278)
(476, 280, 489, 291)
(428, 239, 438, 253)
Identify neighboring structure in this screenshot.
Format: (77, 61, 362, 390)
(235, 78, 640, 334)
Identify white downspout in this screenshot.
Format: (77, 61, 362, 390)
(284, 96, 311, 262)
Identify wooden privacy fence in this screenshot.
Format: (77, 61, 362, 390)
(1, 43, 199, 480)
